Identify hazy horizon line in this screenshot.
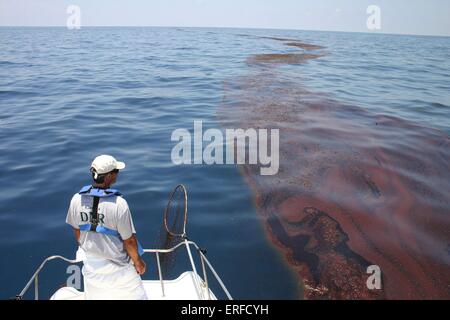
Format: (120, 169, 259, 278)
(1, 25, 449, 38)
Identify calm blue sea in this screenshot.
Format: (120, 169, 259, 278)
(0, 27, 449, 299)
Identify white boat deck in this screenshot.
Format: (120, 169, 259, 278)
(50, 271, 217, 300)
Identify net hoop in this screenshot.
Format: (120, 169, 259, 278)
(163, 184, 188, 238)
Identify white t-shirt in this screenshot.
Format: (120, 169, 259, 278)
(66, 193, 136, 265)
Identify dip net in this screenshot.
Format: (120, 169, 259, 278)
(157, 184, 188, 274)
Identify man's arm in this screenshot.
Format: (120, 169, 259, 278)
(123, 234, 146, 275)
(66, 195, 81, 243)
(73, 228, 80, 245)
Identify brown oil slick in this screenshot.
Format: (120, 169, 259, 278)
(219, 38, 450, 299)
(284, 42, 325, 50)
(235, 33, 325, 50)
(248, 53, 324, 65)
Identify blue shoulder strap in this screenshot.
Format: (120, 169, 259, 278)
(79, 185, 122, 198)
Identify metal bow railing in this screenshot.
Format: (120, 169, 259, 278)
(16, 240, 232, 300)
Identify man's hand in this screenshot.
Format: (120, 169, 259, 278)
(134, 258, 146, 275)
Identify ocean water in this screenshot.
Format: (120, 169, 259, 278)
(0, 27, 449, 299)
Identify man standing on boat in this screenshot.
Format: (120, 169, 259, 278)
(66, 155, 148, 300)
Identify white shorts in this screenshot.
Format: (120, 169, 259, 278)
(82, 256, 148, 300)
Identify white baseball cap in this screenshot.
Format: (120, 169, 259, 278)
(90, 155, 126, 175)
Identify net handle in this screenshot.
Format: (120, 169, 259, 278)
(163, 184, 188, 238)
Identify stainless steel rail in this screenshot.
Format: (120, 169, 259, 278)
(17, 255, 80, 300)
(143, 240, 233, 300)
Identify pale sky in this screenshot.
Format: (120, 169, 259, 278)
(1, 0, 449, 36)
